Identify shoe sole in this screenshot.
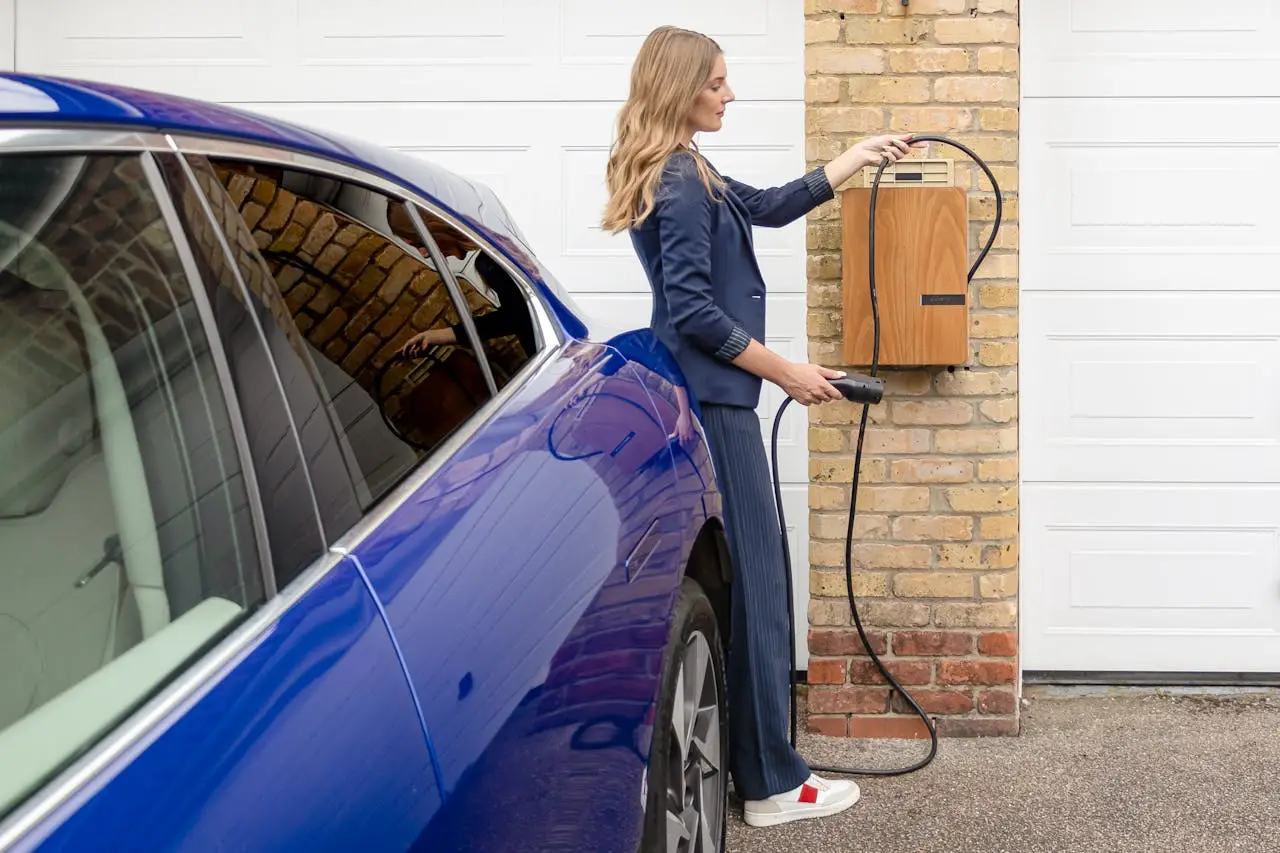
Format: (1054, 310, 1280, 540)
(742, 788, 862, 828)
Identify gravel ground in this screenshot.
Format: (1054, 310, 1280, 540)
(726, 688, 1280, 853)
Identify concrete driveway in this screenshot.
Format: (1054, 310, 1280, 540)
(727, 688, 1280, 853)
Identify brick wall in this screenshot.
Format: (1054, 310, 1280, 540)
(803, 0, 1020, 738)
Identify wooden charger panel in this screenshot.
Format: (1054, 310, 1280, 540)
(841, 186, 969, 367)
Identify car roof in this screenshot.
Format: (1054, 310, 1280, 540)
(0, 72, 587, 337)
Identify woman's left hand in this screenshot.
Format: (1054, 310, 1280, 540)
(823, 133, 930, 189)
(852, 134, 928, 167)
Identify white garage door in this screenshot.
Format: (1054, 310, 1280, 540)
(1022, 3, 1280, 674)
(4, 0, 814, 663)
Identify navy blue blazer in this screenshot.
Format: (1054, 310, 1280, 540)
(629, 150, 835, 409)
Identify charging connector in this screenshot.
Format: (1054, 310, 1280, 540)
(828, 373, 885, 406)
(771, 135, 1004, 776)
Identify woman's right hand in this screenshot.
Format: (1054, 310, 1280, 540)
(780, 363, 846, 406)
(399, 328, 443, 358)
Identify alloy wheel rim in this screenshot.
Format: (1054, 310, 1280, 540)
(663, 630, 722, 853)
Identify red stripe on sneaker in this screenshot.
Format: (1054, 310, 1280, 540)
(798, 784, 818, 804)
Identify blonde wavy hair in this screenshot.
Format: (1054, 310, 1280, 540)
(601, 26, 726, 234)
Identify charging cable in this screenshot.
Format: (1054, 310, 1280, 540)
(771, 135, 1004, 776)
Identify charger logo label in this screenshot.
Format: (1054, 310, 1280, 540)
(920, 293, 966, 306)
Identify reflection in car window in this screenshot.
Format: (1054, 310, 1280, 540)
(206, 160, 493, 514)
(407, 208, 540, 391)
(0, 153, 264, 815)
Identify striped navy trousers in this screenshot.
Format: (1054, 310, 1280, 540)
(700, 403, 811, 801)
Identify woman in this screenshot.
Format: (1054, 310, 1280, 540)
(603, 25, 923, 828)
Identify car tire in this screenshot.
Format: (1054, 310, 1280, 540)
(640, 577, 729, 853)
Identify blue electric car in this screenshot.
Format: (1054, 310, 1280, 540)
(0, 73, 731, 853)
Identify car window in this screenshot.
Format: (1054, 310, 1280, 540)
(204, 159, 494, 518)
(0, 152, 266, 815)
(411, 207, 542, 390)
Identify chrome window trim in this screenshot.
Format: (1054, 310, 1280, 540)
(0, 128, 172, 153)
(0, 128, 571, 846)
(403, 201, 498, 397)
(139, 150, 279, 601)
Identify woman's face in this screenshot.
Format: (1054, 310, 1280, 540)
(687, 53, 734, 137)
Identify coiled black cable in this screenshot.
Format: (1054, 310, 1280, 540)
(771, 135, 1003, 776)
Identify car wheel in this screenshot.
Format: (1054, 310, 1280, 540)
(640, 577, 728, 853)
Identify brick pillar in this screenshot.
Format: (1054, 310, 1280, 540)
(803, 0, 1020, 738)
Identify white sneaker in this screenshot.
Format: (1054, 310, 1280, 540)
(742, 774, 861, 827)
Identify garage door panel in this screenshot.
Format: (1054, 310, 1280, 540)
(300, 0, 507, 43)
(50, 0, 252, 40)
(558, 0, 785, 66)
(16, 0, 280, 72)
(1022, 292, 1280, 483)
(1023, 1, 1280, 97)
(1022, 484, 1280, 671)
(1021, 100, 1280, 293)
(17, 0, 801, 102)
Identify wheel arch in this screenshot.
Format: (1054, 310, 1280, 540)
(682, 518, 732, 652)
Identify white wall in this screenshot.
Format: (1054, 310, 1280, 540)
(1, 1, 14, 71)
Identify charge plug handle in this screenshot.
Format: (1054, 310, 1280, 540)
(829, 372, 884, 406)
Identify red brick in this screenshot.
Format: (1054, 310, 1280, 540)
(892, 631, 974, 657)
(891, 688, 974, 715)
(808, 687, 891, 715)
(849, 660, 933, 686)
(979, 631, 1018, 657)
(979, 689, 1018, 715)
(809, 629, 889, 656)
(850, 716, 932, 740)
(807, 659, 848, 685)
(937, 660, 1017, 686)
(807, 715, 850, 737)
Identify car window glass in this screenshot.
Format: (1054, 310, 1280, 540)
(410, 208, 541, 391)
(0, 153, 265, 815)
(205, 159, 493, 517)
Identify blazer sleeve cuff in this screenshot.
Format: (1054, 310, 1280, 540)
(803, 167, 835, 205)
(714, 325, 751, 362)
